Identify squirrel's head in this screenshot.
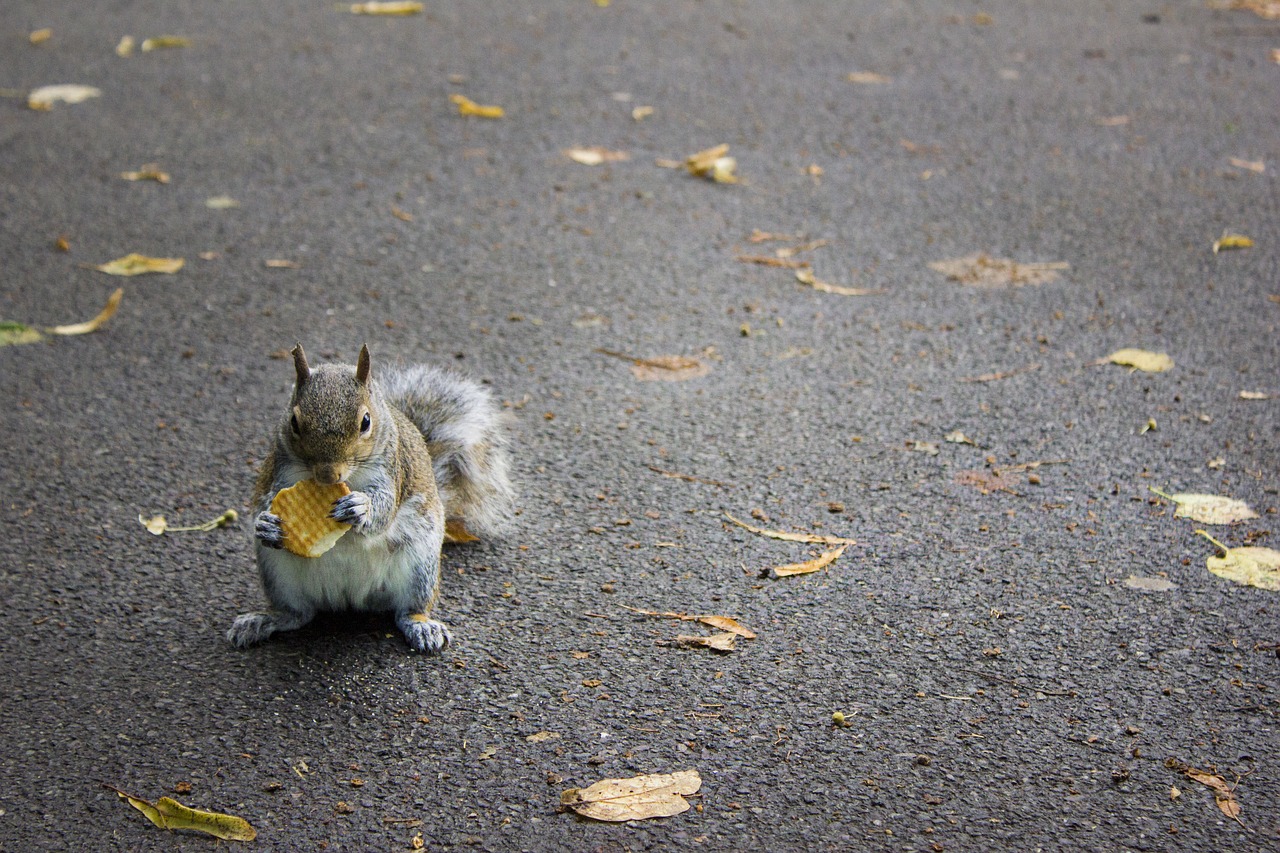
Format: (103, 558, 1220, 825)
(285, 343, 377, 485)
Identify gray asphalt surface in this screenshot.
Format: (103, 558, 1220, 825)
(2, 1, 1278, 850)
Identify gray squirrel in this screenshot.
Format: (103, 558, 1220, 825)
(227, 344, 514, 653)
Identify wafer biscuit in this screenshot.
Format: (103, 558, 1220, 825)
(271, 479, 352, 558)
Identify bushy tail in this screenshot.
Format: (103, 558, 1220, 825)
(380, 365, 515, 540)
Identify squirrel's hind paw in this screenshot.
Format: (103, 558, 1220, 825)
(227, 609, 311, 648)
(397, 614, 453, 654)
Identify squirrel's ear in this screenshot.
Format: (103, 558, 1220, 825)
(292, 343, 311, 388)
(356, 344, 371, 386)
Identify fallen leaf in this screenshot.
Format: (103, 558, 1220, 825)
(1149, 488, 1258, 524)
(264, 259, 300, 269)
(564, 147, 630, 166)
(846, 71, 890, 84)
(527, 731, 561, 743)
(748, 230, 803, 243)
(1238, 390, 1270, 400)
(676, 632, 737, 651)
(450, 94, 503, 118)
(945, 430, 975, 445)
(1230, 0, 1280, 20)
(773, 239, 828, 258)
(954, 469, 1018, 495)
(1197, 530, 1280, 592)
(49, 288, 123, 336)
(685, 143, 738, 183)
(108, 786, 256, 841)
(139, 509, 237, 535)
(28, 84, 101, 110)
(141, 36, 190, 51)
(1164, 758, 1244, 824)
(928, 254, 1067, 287)
(723, 513, 856, 546)
(621, 607, 756, 638)
(29, 28, 52, 45)
(772, 545, 847, 578)
(561, 770, 701, 822)
(631, 105, 654, 121)
(116, 36, 135, 57)
(794, 268, 883, 296)
(597, 348, 710, 382)
(1124, 575, 1177, 592)
(1228, 157, 1265, 173)
(907, 440, 939, 456)
(121, 164, 170, 183)
(205, 196, 240, 209)
(0, 322, 46, 347)
(350, 1, 424, 13)
(94, 253, 184, 276)
(1212, 234, 1253, 253)
(1100, 348, 1173, 373)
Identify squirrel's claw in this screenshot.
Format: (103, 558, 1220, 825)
(331, 491, 372, 530)
(255, 511, 285, 549)
(397, 613, 453, 654)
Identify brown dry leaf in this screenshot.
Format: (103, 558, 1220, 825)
(847, 71, 891, 84)
(1149, 488, 1258, 524)
(94, 253, 184, 276)
(350, 1, 424, 14)
(49, 287, 124, 336)
(141, 36, 190, 51)
(928, 254, 1068, 287)
(597, 348, 710, 382)
(1197, 530, 1280, 592)
(450, 94, 503, 118)
(954, 469, 1018, 495)
(723, 513, 856, 546)
(622, 606, 756, 638)
(1230, 0, 1280, 20)
(685, 143, 738, 183)
(527, 731, 561, 743)
(121, 163, 170, 183)
(676, 632, 737, 651)
(794, 269, 884, 297)
(561, 770, 701, 822)
(564, 147, 630, 166)
(774, 239, 828, 258)
(1100, 348, 1174, 373)
(748, 230, 803, 243)
(1212, 234, 1253, 253)
(27, 84, 101, 110)
(1165, 759, 1244, 824)
(107, 786, 256, 841)
(772, 545, 847, 578)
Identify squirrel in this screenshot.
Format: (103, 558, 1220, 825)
(227, 344, 514, 653)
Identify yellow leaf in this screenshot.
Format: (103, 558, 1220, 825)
(349, 1, 424, 13)
(109, 787, 256, 841)
(1212, 234, 1253, 253)
(676, 632, 737, 651)
(1149, 489, 1258, 524)
(140, 514, 168, 535)
(141, 36, 190, 51)
(450, 94, 503, 118)
(205, 196, 240, 209)
(94, 253, 184, 276)
(772, 545, 847, 578)
(928, 254, 1067, 287)
(0, 322, 46, 347)
(1197, 530, 1280, 592)
(564, 147, 630, 166)
(561, 770, 701, 822)
(48, 287, 123, 336)
(723, 513, 856, 546)
(685, 144, 738, 183)
(116, 36, 135, 57)
(29, 28, 53, 45)
(27, 84, 101, 110)
(1101, 348, 1173, 373)
(794, 268, 884, 297)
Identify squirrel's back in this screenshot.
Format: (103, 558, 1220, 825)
(380, 364, 515, 540)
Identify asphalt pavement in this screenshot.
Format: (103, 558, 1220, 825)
(2, 1, 1278, 850)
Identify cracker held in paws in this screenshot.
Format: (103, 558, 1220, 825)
(270, 479, 352, 558)
(227, 343, 515, 654)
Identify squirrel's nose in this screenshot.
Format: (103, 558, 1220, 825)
(313, 465, 347, 485)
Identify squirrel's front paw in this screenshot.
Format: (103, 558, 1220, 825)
(331, 490, 372, 530)
(397, 613, 453, 654)
(254, 511, 285, 549)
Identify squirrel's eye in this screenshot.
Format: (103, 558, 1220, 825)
(360, 412, 372, 434)
(290, 413, 300, 435)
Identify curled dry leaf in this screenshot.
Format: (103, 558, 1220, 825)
(723, 513, 856, 546)
(1, 288, 124, 346)
(450, 94, 503, 118)
(564, 147, 629, 166)
(561, 770, 701, 822)
(676, 632, 737, 651)
(1212, 234, 1253, 253)
(622, 606, 756, 638)
(1197, 530, 1280, 592)
(685, 143, 738, 183)
(772, 545, 846, 578)
(94, 253, 184, 276)
(107, 786, 256, 841)
(597, 348, 710, 382)
(1149, 488, 1258, 525)
(28, 84, 101, 110)
(1164, 759, 1244, 824)
(350, 1, 424, 13)
(928, 254, 1068, 288)
(794, 269, 883, 296)
(1100, 348, 1173, 373)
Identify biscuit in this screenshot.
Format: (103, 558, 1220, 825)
(271, 479, 352, 558)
